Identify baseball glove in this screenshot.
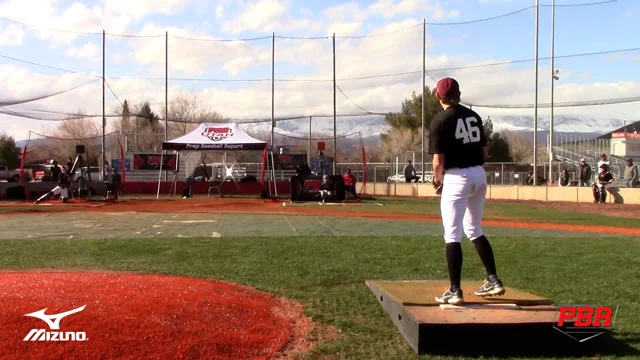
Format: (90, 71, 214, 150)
(433, 181, 443, 196)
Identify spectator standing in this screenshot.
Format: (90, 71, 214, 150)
(597, 154, 609, 170)
(50, 160, 61, 182)
(578, 159, 591, 186)
(623, 159, 638, 188)
(403, 160, 419, 183)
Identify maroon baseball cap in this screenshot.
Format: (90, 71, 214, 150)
(436, 77, 460, 98)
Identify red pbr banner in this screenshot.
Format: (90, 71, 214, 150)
(133, 154, 177, 171)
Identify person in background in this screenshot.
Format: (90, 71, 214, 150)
(66, 157, 74, 173)
(104, 168, 122, 200)
(623, 158, 638, 188)
(558, 169, 570, 187)
(296, 160, 311, 177)
(104, 159, 113, 175)
(597, 154, 609, 170)
(50, 160, 61, 182)
(578, 159, 591, 187)
(343, 169, 358, 200)
(319, 174, 334, 203)
(524, 171, 534, 185)
(403, 160, 419, 183)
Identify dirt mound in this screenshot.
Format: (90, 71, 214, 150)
(0, 271, 319, 360)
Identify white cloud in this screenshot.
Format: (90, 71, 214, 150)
(129, 23, 270, 76)
(215, 5, 225, 18)
(368, 0, 459, 20)
(479, 0, 516, 3)
(66, 41, 101, 61)
(103, 0, 194, 19)
(0, 0, 131, 45)
(221, 0, 319, 34)
(0, 23, 24, 45)
(326, 22, 363, 36)
(1, 2, 639, 140)
(324, 2, 369, 22)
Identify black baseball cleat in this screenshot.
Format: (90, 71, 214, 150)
(474, 279, 506, 297)
(435, 288, 464, 305)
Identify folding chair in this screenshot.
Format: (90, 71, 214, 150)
(208, 179, 221, 198)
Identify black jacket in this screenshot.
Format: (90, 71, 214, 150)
(579, 164, 591, 181)
(108, 173, 122, 186)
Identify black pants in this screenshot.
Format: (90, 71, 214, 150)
(344, 184, 358, 199)
(104, 183, 120, 198)
(405, 176, 419, 183)
(592, 184, 607, 203)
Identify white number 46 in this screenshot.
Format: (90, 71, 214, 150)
(455, 117, 481, 144)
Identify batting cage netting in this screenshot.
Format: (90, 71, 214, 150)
(271, 130, 367, 193)
(19, 131, 125, 188)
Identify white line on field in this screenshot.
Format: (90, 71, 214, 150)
(376, 203, 384, 206)
(211, 232, 221, 237)
(162, 220, 216, 223)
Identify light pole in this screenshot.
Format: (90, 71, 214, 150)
(549, 68, 559, 182)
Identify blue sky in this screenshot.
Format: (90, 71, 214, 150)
(0, 0, 639, 139)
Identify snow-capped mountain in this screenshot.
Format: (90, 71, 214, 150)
(242, 115, 625, 139)
(489, 116, 625, 134)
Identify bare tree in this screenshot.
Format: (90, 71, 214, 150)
(380, 127, 424, 163)
(36, 113, 108, 166)
(162, 93, 223, 139)
(503, 131, 549, 164)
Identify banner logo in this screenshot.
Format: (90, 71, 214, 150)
(553, 304, 618, 342)
(202, 127, 233, 142)
(23, 305, 88, 341)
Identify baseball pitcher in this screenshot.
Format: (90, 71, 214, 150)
(428, 77, 505, 305)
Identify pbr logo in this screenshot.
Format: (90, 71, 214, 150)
(23, 305, 88, 342)
(202, 126, 233, 141)
(553, 304, 618, 342)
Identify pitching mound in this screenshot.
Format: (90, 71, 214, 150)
(0, 271, 314, 359)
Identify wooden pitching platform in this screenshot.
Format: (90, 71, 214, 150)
(367, 280, 559, 354)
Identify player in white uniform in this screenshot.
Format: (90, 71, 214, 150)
(429, 77, 505, 305)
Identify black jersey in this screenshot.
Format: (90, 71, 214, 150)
(597, 171, 613, 184)
(428, 104, 487, 170)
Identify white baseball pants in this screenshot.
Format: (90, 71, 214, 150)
(440, 166, 487, 243)
(51, 186, 69, 198)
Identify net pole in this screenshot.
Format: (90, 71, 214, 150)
(332, 33, 336, 175)
(549, 0, 555, 182)
(102, 29, 106, 181)
(422, 18, 426, 183)
(271, 32, 276, 186)
(271, 32, 275, 151)
(308, 116, 312, 165)
(165, 31, 168, 182)
(533, 0, 540, 185)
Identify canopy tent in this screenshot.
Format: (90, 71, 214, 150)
(156, 122, 274, 199)
(163, 122, 267, 152)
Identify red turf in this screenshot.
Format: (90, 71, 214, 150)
(0, 271, 292, 360)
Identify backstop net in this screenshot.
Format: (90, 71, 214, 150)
(20, 131, 124, 184)
(271, 130, 367, 192)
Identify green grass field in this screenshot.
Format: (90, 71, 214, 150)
(1, 233, 639, 359)
(1, 197, 639, 358)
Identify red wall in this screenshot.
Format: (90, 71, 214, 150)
(122, 181, 290, 195)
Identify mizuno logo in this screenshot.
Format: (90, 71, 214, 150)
(24, 305, 86, 330)
(23, 305, 88, 342)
